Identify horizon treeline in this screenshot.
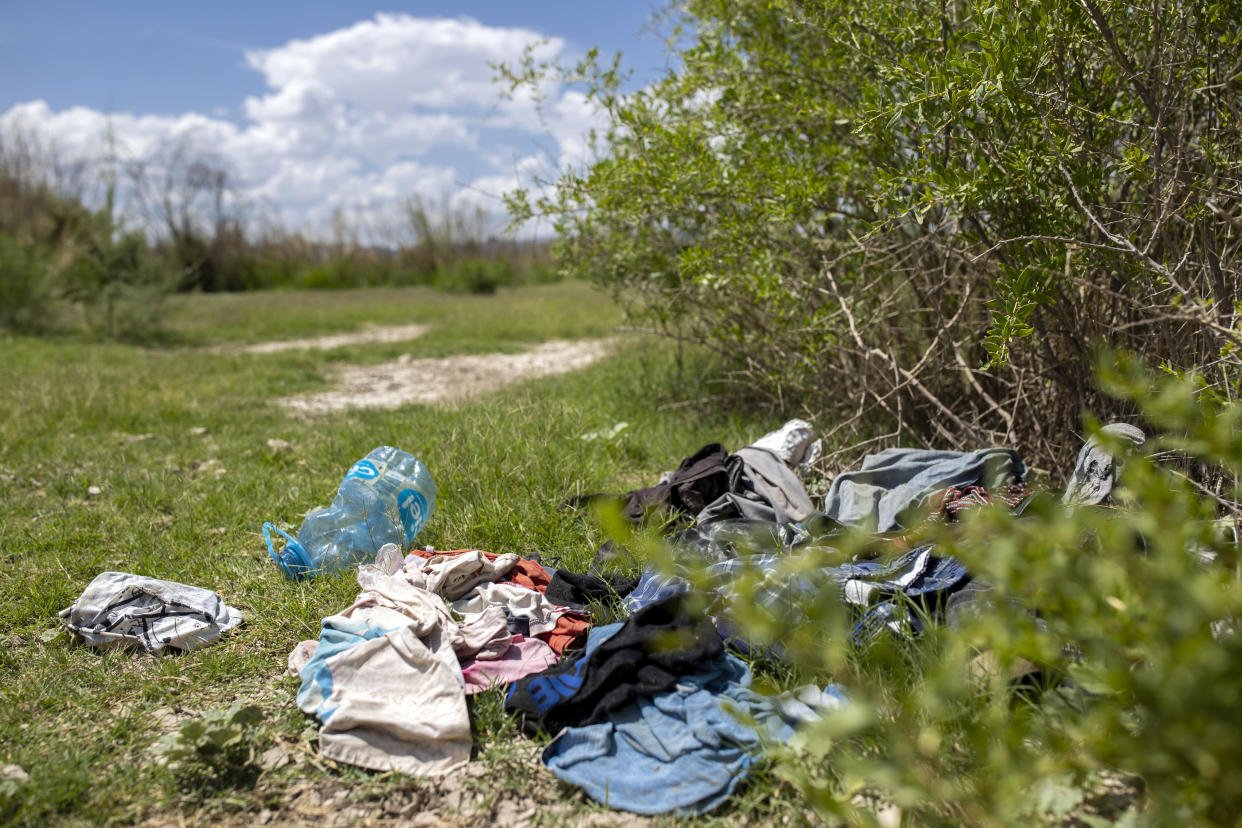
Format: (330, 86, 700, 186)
(0, 126, 557, 339)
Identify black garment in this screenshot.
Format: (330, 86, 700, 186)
(500, 607, 531, 637)
(623, 443, 743, 525)
(545, 570, 639, 611)
(505, 595, 724, 733)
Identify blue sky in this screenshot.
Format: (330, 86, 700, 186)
(0, 2, 670, 237)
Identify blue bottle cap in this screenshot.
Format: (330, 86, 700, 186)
(263, 522, 315, 580)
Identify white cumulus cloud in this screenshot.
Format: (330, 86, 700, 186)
(0, 13, 609, 238)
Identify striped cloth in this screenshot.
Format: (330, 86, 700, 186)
(623, 545, 969, 651)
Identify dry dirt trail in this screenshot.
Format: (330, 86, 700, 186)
(213, 323, 615, 411)
(281, 338, 615, 413)
(217, 323, 431, 354)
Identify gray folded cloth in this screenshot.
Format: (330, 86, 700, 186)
(822, 447, 1027, 532)
(696, 446, 816, 525)
(1061, 423, 1146, 506)
(60, 571, 242, 654)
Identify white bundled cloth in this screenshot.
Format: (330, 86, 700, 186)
(750, 418, 822, 472)
(408, 550, 520, 599)
(452, 582, 570, 637)
(293, 560, 515, 776)
(357, 545, 520, 600)
(59, 571, 242, 654)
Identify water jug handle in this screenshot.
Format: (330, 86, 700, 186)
(263, 522, 298, 565)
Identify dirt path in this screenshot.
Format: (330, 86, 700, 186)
(281, 338, 615, 412)
(222, 324, 429, 354)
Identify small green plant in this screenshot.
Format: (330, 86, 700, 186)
(579, 421, 630, 458)
(152, 703, 267, 791)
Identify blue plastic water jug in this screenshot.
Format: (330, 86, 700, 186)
(264, 446, 436, 579)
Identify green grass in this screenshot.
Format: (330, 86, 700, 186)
(0, 281, 802, 826)
(159, 280, 617, 347)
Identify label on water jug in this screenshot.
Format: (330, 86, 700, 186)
(346, 460, 379, 480)
(398, 489, 428, 543)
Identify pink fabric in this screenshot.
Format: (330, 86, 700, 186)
(461, 635, 559, 695)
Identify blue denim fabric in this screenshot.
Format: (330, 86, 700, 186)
(543, 652, 832, 815)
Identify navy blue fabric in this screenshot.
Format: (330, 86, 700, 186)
(622, 546, 970, 651)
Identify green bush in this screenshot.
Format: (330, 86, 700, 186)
(59, 219, 173, 343)
(433, 258, 504, 294)
(503, 0, 1242, 471)
(0, 236, 55, 334)
(703, 357, 1242, 825)
(297, 258, 357, 290)
(0, 223, 173, 343)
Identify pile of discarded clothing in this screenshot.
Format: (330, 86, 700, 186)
(56, 418, 1149, 816)
(284, 541, 846, 813)
(273, 418, 1131, 815)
